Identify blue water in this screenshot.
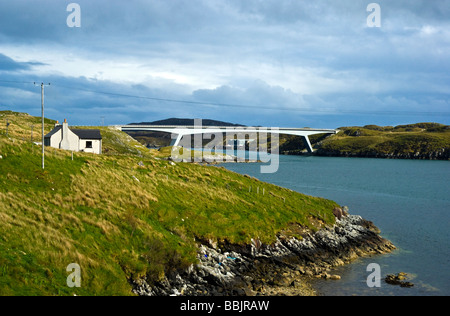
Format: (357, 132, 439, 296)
(221, 155, 450, 296)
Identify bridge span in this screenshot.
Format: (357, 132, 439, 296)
(115, 125, 338, 153)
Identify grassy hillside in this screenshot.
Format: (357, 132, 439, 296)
(280, 123, 450, 159)
(0, 110, 338, 296)
(318, 123, 450, 157)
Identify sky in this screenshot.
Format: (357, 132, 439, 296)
(0, 0, 449, 128)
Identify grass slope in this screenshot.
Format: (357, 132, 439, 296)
(279, 123, 450, 157)
(319, 123, 450, 156)
(0, 110, 338, 296)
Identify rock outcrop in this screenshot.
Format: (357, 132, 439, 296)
(132, 209, 395, 296)
(385, 272, 414, 288)
(313, 148, 450, 160)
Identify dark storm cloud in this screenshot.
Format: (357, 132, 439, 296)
(0, 53, 46, 71)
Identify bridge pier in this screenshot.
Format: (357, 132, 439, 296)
(302, 136, 314, 153)
(170, 133, 185, 147)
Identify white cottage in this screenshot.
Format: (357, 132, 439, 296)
(44, 119, 102, 154)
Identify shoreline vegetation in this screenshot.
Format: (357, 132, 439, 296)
(1, 110, 396, 296)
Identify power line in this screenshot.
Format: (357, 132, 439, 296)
(51, 83, 269, 110)
(0, 79, 35, 85)
(1, 80, 449, 117)
(51, 83, 450, 117)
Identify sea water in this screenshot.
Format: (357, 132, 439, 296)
(221, 155, 450, 296)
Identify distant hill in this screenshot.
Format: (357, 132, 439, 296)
(129, 118, 245, 127)
(127, 118, 246, 148)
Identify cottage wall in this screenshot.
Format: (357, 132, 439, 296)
(58, 121, 78, 152)
(80, 139, 102, 154)
(48, 129, 62, 148)
(60, 128, 79, 152)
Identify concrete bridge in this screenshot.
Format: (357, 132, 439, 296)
(116, 125, 338, 153)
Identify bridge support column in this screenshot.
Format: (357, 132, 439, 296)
(170, 133, 184, 147)
(302, 136, 314, 153)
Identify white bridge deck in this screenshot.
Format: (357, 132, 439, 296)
(115, 125, 338, 153)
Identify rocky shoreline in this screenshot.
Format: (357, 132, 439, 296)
(283, 148, 450, 160)
(132, 208, 395, 296)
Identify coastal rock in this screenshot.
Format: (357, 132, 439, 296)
(132, 212, 395, 296)
(330, 275, 341, 280)
(314, 147, 450, 161)
(385, 273, 414, 287)
(332, 207, 348, 220)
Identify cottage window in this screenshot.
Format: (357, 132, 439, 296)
(86, 141, 93, 149)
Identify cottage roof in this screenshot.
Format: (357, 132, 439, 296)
(71, 129, 102, 140)
(44, 125, 62, 138)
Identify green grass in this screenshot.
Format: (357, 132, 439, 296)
(0, 110, 338, 296)
(318, 124, 450, 156)
(278, 123, 450, 157)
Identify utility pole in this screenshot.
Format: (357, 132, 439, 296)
(35, 82, 50, 169)
(6, 119, 9, 137)
(41, 83, 44, 169)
